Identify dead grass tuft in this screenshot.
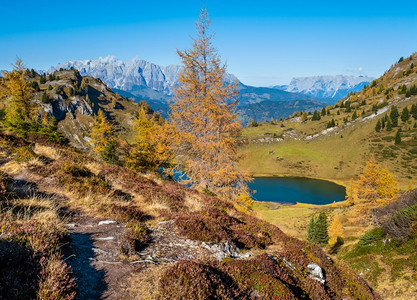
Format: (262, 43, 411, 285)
(33, 144, 61, 160)
(126, 265, 166, 299)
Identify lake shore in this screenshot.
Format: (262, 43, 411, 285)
(249, 172, 349, 188)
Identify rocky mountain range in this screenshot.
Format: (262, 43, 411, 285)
(272, 75, 373, 102)
(48, 56, 315, 104)
(48, 57, 373, 122)
(48, 57, 327, 123)
(48, 56, 239, 100)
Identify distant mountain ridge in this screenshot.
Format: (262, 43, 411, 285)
(49, 56, 239, 100)
(272, 75, 374, 102)
(48, 56, 314, 103)
(48, 57, 376, 123)
(48, 56, 325, 122)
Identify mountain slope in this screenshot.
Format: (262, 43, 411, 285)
(240, 53, 417, 186)
(238, 84, 315, 105)
(240, 53, 417, 298)
(1, 68, 144, 150)
(273, 75, 373, 102)
(238, 99, 325, 125)
(0, 131, 378, 299)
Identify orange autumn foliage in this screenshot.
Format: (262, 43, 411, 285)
(125, 106, 173, 172)
(169, 9, 250, 201)
(329, 215, 344, 245)
(90, 109, 116, 156)
(346, 157, 398, 221)
(0, 58, 38, 127)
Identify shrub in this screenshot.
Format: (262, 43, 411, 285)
(358, 227, 385, 247)
(57, 163, 110, 196)
(0, 171, 13, 201)
(120, 223, 151, 254)
(158, 253, 377, 299)
(107, 204, 149, 223)
(0, 239, 40, 299)
(175, 206, 273, 249)
(0, 220, 75, 299)
(38, 255, 76, 300)
(376, 189, 417, 239)
(13, 145, 37, 163)
(158, 260, 239, 299)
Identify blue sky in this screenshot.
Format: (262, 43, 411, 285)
(1, 0, 417, 86)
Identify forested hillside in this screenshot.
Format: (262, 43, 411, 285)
(240, 53, 417, 186)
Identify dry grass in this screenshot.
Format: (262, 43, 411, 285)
(142, 200, 170, 218)
(13, 195, 63, 224)
(183, 194, 204, 212)
(126, 265, 166, 299)
(1, 160, 26, 174)
(34, 144, 61, 160)
(252, 201, 315, 239)
(84, 161, 104, 175)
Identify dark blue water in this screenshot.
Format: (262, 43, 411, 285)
(248, 177, 346, 205)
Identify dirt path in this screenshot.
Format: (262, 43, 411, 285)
(66, 211, 134, 300)
(9, 171, 136, 299)
(6, 167, 250, 299)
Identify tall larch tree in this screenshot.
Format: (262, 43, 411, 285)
(0, 58, 37, 130)
(169, 8, 250, 200)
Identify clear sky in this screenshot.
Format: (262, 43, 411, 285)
(1, 0, 417, 86)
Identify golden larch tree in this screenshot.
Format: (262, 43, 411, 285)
(0, 58, 37, 129)
(346, 157, 398, 222)
(169, 8, 250, 200)
(90, 109, 116, 157)
(329, 215, 344, 245)
(124, 106, 173, 172)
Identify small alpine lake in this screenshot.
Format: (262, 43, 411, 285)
(248, 177, 346, 205)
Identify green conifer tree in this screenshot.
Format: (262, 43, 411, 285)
(315, 211, 330, 245)
(41, 92, 50, 104)
(401, 107, 410, 122)
(306, 215, 318, 243)
(375, 119, 381, 132)
(411, 104, 417, 120)
(386, 119, 392, 131)
(312, 110, 321, 121)
(390, 106, 399, 127)
(395, 129, 401, 144)
(306, 211, 329, 245)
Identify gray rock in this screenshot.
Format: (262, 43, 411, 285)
(307, 263, 325, 284)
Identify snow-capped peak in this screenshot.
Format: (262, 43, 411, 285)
(48, 56, 238, 96)
(272, 75, 374, 100)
